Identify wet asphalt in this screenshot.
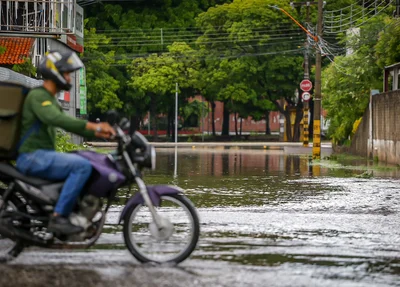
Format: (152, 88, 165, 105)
(1, 147, 399, 287)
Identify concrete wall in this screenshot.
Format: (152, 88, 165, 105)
(350, 90, 400, 164)
(349, 108, 369, 157)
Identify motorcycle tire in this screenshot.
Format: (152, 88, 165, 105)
(123, 193, 200, 264)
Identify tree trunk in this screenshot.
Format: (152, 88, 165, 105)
(265, 110, 271, 135)
(222, 101, 230, 136)
(211, 101, 216, 137)
(150, 93, 158, 141)
(234, 112, 238, 136)
(284, 111, 293, 142)
(292, 105, 304, 142)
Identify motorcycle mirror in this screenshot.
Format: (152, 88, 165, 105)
(106, 110, 119, 126)
(119, 118, 130, 131)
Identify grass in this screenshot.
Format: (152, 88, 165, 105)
(314, 152, 400, 173)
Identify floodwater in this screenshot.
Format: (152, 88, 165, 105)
(3, 147, 400, 287)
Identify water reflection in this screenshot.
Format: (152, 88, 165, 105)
(153, 147, 400, 179)
(105, 147, 400, 286)
(156, 147, 316, 178)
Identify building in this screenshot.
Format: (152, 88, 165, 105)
(0, 0, 87, 144)
(384, 62, 400, 92)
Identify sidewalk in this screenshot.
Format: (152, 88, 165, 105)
(86, 141, 332, 149)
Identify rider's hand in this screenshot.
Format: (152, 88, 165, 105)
(95, 123, 116, 139)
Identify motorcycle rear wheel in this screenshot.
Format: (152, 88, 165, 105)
(123, 194, 200, 264)
(0, 188, 25, 263)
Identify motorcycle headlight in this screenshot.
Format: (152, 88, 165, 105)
(131, 145, 156, 170)
(128, 132, 156, 170)
(143, 145, 156, 170)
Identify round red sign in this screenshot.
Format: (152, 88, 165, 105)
(300, 79, 313, 92)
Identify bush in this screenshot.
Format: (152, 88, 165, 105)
(56, 130, 84, 152)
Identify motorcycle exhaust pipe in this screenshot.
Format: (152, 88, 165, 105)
(0, 220, 48, 247)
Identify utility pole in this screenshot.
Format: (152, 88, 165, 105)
(313, 0, 323, 159)
(290, 1, 318, 147)
(303, 3, 311, 147)
(276, 2, 324, 157)
(175, 83, 178, 144)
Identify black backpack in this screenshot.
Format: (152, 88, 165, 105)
(0, 81, 31, 160)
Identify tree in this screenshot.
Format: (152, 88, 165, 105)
(195, 0, 304, 140)
(322, 16, 387, 144)
(128, 42, 200, 140)
(375, 18, 400, 68)
(83, 26, 122, 114)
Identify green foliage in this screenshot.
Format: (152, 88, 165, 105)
(322, 15, 387, 144)
(56, 131, 84, 153)
(12, 58, 36, 77)
(0, 46, 5, 54)
(195, 0, 303, 139)
(83, 26, 123, 113)
(375, 18, 400, 68)
(182, 99, 210, 124)
(82, 0, 397, 142)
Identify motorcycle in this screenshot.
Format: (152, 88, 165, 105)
(0, 114, 200, 264)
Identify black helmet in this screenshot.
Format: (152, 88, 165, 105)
(38, 50, 84, 91)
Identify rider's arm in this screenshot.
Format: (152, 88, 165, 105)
(30, 94, 96, 138)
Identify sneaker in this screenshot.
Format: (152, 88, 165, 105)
(48, 215, 83, 235)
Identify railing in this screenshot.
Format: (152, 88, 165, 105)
(0, 0, 75, 35)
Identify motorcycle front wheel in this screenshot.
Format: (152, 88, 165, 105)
(123, 194, 200, 264)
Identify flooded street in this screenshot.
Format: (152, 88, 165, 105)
(2, 147, 400, 287)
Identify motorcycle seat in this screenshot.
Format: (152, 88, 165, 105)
(0, 162, 60, 187)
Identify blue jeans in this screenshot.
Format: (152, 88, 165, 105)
(16, 150, 93, 216)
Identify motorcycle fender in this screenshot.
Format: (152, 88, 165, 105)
(118, 185, 182, 224)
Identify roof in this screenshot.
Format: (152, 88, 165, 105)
(0, 37, 35, 65)
(385, 62, 400, 71)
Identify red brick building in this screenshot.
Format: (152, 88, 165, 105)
(205, 100, 280, 134)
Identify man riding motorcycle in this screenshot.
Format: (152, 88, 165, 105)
(16, 51, 115, 235)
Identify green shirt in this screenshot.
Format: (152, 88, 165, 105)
(19, 87, 95, 153)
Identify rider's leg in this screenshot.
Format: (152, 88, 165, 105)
(16, 150, 92, 234)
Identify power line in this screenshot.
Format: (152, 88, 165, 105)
(89, 35, 306, 48)
(84, 30, 304, 44)
(87, 36, 306, 48)
(83, 39, 306, 60)
(93, 22, 298, 33)
(324, 0, 394, 34)
(93, 24, 298, 34)
(324, 0, 381, 23)
(85, 28, 303, 41)
(105, 48, 306, 67)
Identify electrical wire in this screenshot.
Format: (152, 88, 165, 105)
(324, 0, 382, 23)
(84, 30, 304, 44)
(324, 0, 394, 34)
(83, 39, 306, 61)
(88, 34, 306, 48)
(103, 48, 306, 67)
(85, 28, 303, 41)
(93, 23, 298, 34)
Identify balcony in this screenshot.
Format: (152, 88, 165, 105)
(0, 0, 75, 36)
